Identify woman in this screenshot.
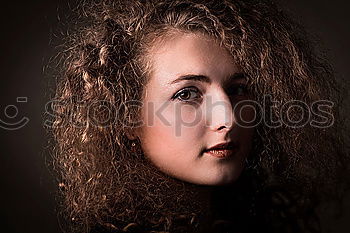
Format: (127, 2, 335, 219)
(50, 0, 349, 232)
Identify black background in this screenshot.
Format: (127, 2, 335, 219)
(0, 1, 349, 232)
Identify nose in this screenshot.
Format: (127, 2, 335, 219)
(205, 89, 235, 132)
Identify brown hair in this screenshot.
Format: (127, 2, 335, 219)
(50, 0, 349, 232)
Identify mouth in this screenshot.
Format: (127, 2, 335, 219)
(203, 141, 239, 159)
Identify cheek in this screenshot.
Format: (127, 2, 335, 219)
(140, 102, 203, 154)
(143, 101, 203, 136)
(233, 101, 257, 128)
(236, 126, 255, 159)
(232, 103, 256, 154)
(139, 103, 204, 177)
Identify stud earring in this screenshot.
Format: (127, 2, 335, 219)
(130, 140, 138, 153)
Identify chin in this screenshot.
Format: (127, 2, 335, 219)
(192, 167, 243, 186)
(208, 175, 239, 186)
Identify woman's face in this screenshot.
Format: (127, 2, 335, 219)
(137, 32, 255, 185)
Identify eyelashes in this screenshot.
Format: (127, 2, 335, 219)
(171, 86, 202, 103)
(171, 84, 249, 104)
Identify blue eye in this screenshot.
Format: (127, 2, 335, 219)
(172, 87, 201, 102)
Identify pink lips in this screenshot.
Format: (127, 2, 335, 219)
(204, 142, 238, 158)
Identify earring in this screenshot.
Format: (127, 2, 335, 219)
(130, 140, 137, 153)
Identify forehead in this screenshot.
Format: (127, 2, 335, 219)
(147, 32, 239, 85)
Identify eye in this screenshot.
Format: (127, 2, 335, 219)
(172, 86, 202, 102)
(227, 84, 248, 98)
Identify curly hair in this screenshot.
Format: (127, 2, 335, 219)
(49, 0, 349, 232)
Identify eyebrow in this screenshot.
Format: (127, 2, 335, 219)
(169, 73, 245, 85)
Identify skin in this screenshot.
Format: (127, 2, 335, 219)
(135, 32, 255, 186)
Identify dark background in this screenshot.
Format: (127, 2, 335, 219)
(0, 0, 349, 232)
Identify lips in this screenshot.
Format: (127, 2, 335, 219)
(204, 141, 238, 158)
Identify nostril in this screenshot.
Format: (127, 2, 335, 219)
(217, 125, 227, 131)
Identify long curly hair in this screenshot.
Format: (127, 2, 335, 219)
(49, 0, 349, 232)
